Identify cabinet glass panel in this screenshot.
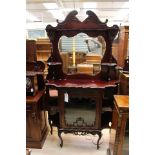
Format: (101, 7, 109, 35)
(64, 96, 96, 128)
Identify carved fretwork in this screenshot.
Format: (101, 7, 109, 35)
(65, 117, 95, 127)
(58, 128, 102, 149)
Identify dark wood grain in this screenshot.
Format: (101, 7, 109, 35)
(45, 10, 119, 149)
(117, 26, 129, 68)
(45, 10, 119, 80)
(26, 40, 37, 62)
(46, 79, 118, 89)
(114, 95, 129, 110)
(26, 90, 44, 104)
(26, 90, 48, 149)
(109, 95, 129, 155)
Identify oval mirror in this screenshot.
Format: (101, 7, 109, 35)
(59, 33, 106, 75)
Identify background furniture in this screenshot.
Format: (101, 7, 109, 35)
(26, 44, 48, 148)
(117, 26, 129, 68)
(26, 40, 37, 62)
(60, 52, 86, 74)
(123, 56, 129, 71)
(77, 64, 94, 75)
(36, 38, 52, 77)
(119, 71, 129, 95)
(108, 95, 129, 155)
(26, 90, 48, 148)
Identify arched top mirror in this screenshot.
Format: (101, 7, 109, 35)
(46, 10, 119, 80)
(59, 33, 106, 75)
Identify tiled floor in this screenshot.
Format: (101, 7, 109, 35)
(31, 128, 111, 155)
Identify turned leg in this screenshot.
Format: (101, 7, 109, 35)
(97, 132, 102, 150)
(48, 119, 53, 135)
(58, 129, 63, 147)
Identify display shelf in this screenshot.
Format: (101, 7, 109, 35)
(36, 38, 52, 78)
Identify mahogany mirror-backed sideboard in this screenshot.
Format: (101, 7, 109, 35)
(45, 10, 119, 149)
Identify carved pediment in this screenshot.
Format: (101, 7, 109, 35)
(46, 10, 119, 31)
(45, 10, 119, 80)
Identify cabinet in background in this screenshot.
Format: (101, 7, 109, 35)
(119, 71, 129, 95)
(36, 38, 52, 77)
(109, 95, 129, 155)
(117, 26, 129, 68)
(26, 40, 37, 62)
(26, 90, 48, 148)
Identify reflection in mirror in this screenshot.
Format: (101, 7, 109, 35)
(59, 33, 106, 75)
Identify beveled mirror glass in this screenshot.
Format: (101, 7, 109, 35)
(59, 33, 106, 75)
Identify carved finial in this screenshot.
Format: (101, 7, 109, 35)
(56, 19, 59, 24)
(46, 24, 53, 31)
(55, 10, 80, 25)
(109, 25, 119, 42)
(105, 19, 108, 24)
(85, 10, 107, 25)
(86, 10, 100, 20)
(65, 10, 78, 18)
(45, 24, 56, 41)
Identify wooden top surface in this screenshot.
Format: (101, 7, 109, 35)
(26, 90, 44, 104)
(114, 95, 129, 110)
(124, 73, 129, 78)
(120, 71, 129, 78)
(46, 79, 117, 89)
